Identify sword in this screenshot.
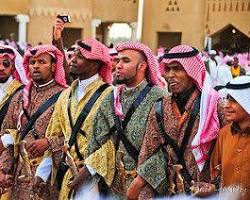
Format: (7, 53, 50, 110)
(18, 140, 33, 183)
(116, 150, 126, 194)
(63, 144, 79, 199)
(173, 164, 185, 193)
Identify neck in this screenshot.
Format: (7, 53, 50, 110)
(0, 76, 13, 85)
(173, 84, 196, 102)
(34, 79, 54, 88)
(125, 78, 145, 89)
(238, 117, 250, 131)
(125, 74, 146, 88)
(78, 73, 98, 84)
(79, 72, 98, 81)
(173, 84, 196, 114)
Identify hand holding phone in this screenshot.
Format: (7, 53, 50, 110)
(57, 15, 71, 23)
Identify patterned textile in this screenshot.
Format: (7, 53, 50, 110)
(0, 44, 29, 85)
(0, 81, 64, 200)
(76, 39, 113, 84)
(85, 80, 167, 199)
(42, 78, 112, 200)
(161, 45, 220, 171)
(0, 80, 22, 111)
(137, 91, 224, 196)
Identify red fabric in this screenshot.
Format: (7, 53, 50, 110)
(77, 39, 112, 84)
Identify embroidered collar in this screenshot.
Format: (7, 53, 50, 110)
(0, 76, 13, 91)
(34, 79, 54, 88)
(123, 79, 148, 96)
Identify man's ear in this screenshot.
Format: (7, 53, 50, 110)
(10, 63, 15, 73)
(51, 63, 56, 73)
(138, 61, 147, 71)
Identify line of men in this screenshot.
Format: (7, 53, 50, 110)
(0, 18, 249, 200)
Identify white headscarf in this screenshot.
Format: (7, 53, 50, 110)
(226, 76, 250, 115)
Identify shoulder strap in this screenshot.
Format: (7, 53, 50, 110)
(20, 91, 62, 141)
(122, 84, 152, 128)
(68, 83, 110, 160)
(155, 96, 201, 186)
(0, 85, 24, 128)
(112, 84, 152, 162)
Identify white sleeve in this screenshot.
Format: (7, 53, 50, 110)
(1, 134, 14, 148)
(85, 164, 97, 176)
(35, 157, 52, 182)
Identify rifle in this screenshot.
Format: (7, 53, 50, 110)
(115, 150, 126, 194)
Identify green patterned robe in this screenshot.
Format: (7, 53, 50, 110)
(85, 80, 168, 199)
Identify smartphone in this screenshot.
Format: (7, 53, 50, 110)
(57, 15, 71, 23)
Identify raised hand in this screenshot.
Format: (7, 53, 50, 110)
(54, 18, 65, 41)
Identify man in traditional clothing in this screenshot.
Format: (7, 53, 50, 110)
(231, 56, 246, 78)
(0, 45, 67, 200)
(0, 44, 29, 154)
(34, 38, 113, 200)
(206, 50, 232, 90)
(211, 76, 250, 200)
(0, 44, 29, 200)
(128, 45, 225, 199)
(68, 41, 167, 199)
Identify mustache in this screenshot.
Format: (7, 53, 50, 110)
(31, 70, 41, 73)
(167, 79, 178, 84)
(69, 64, 77, 68)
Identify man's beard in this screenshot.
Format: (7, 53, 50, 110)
(0, 77, 9, 83)
(114, 64, 138, 85)
(114, 77, 127, 85)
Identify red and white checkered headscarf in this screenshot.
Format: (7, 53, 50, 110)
(161, 45, 220, 171)
(113, 42, 167, 119)
(0, 44, 29, 85)
(76, 39, 112, 84)
(160, 45, 206, 91)
(22, 45, 67, 110)
(116, 41, 166, 88)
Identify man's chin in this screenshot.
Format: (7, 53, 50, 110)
(32, 78, 44, 85)
(225, 115, 234, 122)
(0, 78, 9, 83)
(115, 79, 126, 85)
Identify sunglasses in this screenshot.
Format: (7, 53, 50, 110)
(0, 59, 12, 68)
